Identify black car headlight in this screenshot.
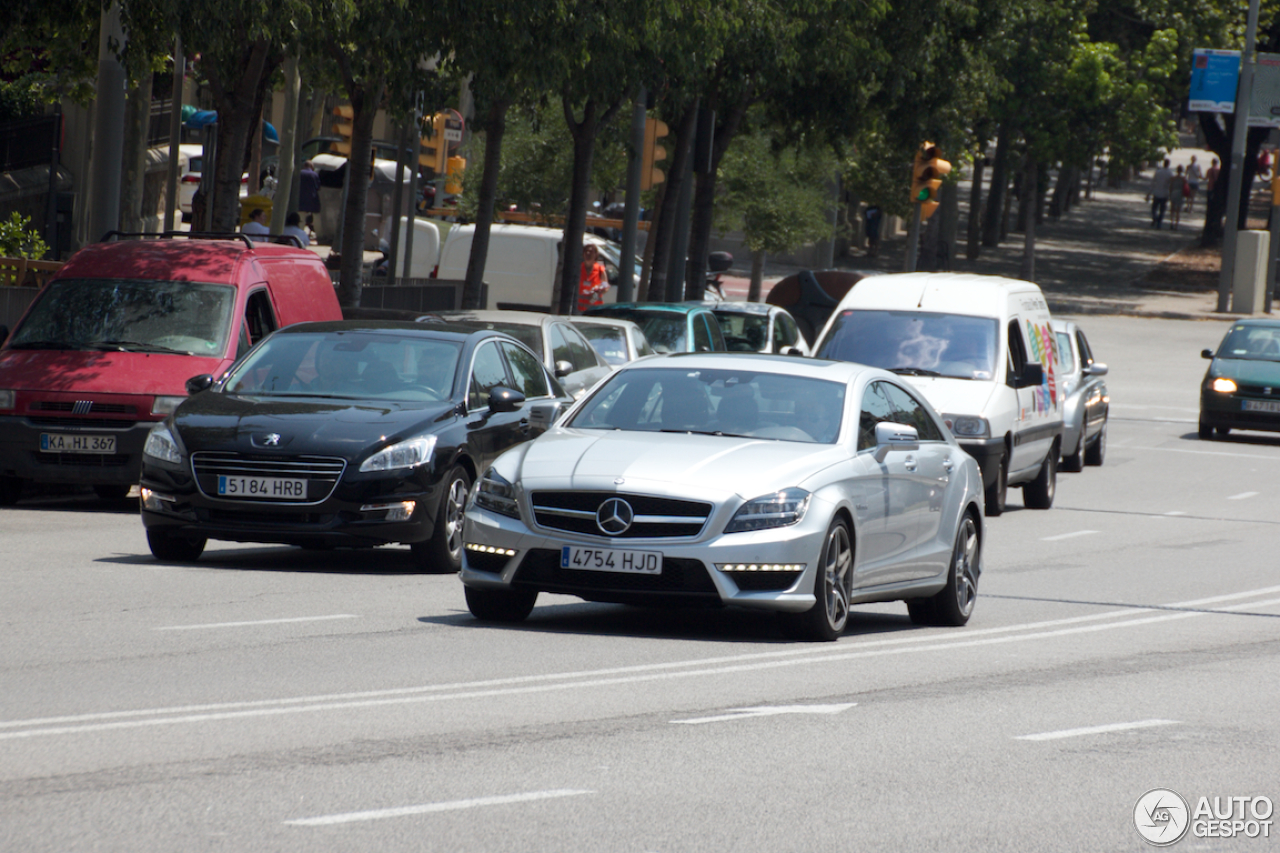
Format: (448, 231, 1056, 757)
(143, 423, 184, 465)
(359, 435, 437, 473)
(725, 488, 811, 533)
(473, 467, 521, 519)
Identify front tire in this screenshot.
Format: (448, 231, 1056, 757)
(1023, 445, 1057, 509)
(0, 476, 22, 506)
(1198, 418, 1213, 440)
(926, 512, 980, 626)
(147, 528, 206, 562)
(465, 586, 537, 622)
(984, 453, 1008, 517)
(1084, 420, 1107, 466)
(412, 465, 471, 573)
(778, 518, 852, 642)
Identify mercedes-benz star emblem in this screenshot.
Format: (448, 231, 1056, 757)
(596, 497, 634, 535)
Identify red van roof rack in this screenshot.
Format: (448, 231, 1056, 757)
(97, 231, 303, 249)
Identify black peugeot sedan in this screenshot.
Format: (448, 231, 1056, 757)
(139, 321, 572, 571)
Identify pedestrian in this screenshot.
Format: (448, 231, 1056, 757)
(298, 160, 321, 235)
(864, 205, 882, 258)
(1150, 158, 1173, 229)
(577, 243, 609, 313)
(1170, 165, 1187, 230)
(241, 207, 270, 241)
(1206, 157, 1220, 195)
(1185, 155, 1202, 212)
(282, 211, 310, 248)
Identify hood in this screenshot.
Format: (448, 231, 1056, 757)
(889, 375, 999, 417)
(0, 349, 226, 395)
(172, 392, 457, 455)
(1212, 357, 1280, 386)
(515, 428, 841, 499)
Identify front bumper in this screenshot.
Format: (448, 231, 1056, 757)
(460, 499, 831, 612)
(956, 437, 1006, 490)
(1200, 391, 1280, 434)
(0, 414, 154, 486)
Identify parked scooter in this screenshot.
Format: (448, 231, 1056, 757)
(703, 251, 733, 301)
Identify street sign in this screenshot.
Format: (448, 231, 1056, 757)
(1189, 48, 1280, 126)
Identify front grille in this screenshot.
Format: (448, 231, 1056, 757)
(29, 416, 140, 429)
(32, 401, 137, 415)
(513, 548, 718, 597)
(530, 491, 711, 539)
(191, 451, 346, 503)
(203, 508, 337, 526)
(33, 451, 130, 468)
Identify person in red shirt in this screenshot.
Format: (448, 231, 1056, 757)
(577, 243, 609, 313)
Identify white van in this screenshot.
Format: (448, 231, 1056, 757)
(812, 272, 1064, 516)
(434, 223, 631, 311)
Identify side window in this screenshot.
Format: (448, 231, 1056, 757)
(882, 382, 945, 442)
(692, 316, 713, 352)
(559, 323, 600, 370)
(244, 289, 278, 344)
(501, 341, 550, 398)
(1076, 330, 1094, 367)
(706, 314, 726, 350)
(549, 324, 574, 368)
(468, 341, 511, 410)
(236, 320, 252, 358)
(858, 381, 896, 451)
(633, 327, 656, 357)
(1006, 320, 1027, 386)
(775, 313, 798, 349)
(1055, 331, 1075, 373)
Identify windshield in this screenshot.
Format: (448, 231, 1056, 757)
(577, 324, 630, 365)
(817, 309, 999, 381)
(568, 366, 844, 443)
(6, 278, 236, 356)
(1215, 324, 1280, 361)
(223, 332, 462, 402)
(714, 312, 768, 352)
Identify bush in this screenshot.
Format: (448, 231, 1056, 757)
(0, 212, 50, 259)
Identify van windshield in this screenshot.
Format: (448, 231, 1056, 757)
(817, 309, 999, 381)
(5, 278, 236, 357)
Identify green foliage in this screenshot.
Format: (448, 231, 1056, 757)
(715, 130, 837, 256)
(0, 212, 49, 259)
(0, 78, 46, 122)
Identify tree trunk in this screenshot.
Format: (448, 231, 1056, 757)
(645, 100, 697, 305)
(203, 39, 277, 233)
(1019, 155, 1038, 282)
(748, 249, 765, 303)
(464, 97, 511, 309)
(965, 151, 985, 260)
(557, 94, 625, 315)
(336, 77, 385, 308)
(119, 72, 152, 233)
(981, 126, 1009, 247)
(686, 92, 749, 300)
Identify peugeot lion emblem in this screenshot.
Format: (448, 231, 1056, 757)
(261, 433, 281, 447)
(596, 497, 634, 535)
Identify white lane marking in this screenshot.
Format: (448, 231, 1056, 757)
(673, 703, 856, 725)
(1110, 405, 1199, 413)
(1016, 719, 1180, 741)
(285, 789, 593, 826)
(1227, 491, 1260, 501)
(1130, 445, 1280, 460)
(155, 615, 359, 631)
(1164, 511, 1187, 516)
(1041, 530, 1100, 542)
(6, 585, 1280, 741)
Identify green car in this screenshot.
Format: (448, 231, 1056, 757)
(1199, 319, 1280, 439)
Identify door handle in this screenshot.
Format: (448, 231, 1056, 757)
(904, 455, 917, 471)
(943, 458, 955, 473)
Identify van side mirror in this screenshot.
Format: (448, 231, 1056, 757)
(488, 386, 526, 413)
(873, 421, 919, 462)
(1083, 361, 1109, 377)
(185, 374, 215, 395)
(1201, 348, 1214, 359)
(1015, 362, 1044, 388)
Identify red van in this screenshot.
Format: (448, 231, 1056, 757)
(0, 234, 342, 504)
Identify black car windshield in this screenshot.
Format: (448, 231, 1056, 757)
(568, 366, 844, 443)
(818, 309, 999, 380)
(1215, 324, 1280, 361)
(6, 278, 236, 356)
(222, 332, 462, 402)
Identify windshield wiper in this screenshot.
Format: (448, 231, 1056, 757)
(86, 340, 191, 355)
(891, 367, 943, 377)
(659, 428, 721, 436)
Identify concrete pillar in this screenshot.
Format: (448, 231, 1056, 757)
(1232, 229, 1270, 314)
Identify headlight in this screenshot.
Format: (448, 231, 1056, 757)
(725, 488, 811, 533)
(151, 395, 186, 416)
(473, 467, 520, 519)
(1210, 377, 1238, 393)
(942, 414, 991, 438)
(359, 434, 437, 473)
(0, 389, 13, 411)
(143, 423, 184, 465)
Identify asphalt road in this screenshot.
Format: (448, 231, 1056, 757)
(3, 313, 1278, 852)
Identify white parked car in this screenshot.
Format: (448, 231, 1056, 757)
(176, 143, 249, 219)
(460, 353, 986, 641)
(696, 300, 810, 355)
(571, 317, 656, 366)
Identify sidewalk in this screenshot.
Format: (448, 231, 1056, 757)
(726, 150, 1266, 322)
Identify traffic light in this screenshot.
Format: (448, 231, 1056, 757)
(331, 105, 354, 156)
(445, 155, 466, 195)
(641, 117, 669, 190)
(420, 112, 448, 175)
(910, 141, 951, 219)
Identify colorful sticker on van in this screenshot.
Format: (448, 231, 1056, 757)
(1025, 319, 1060, 412)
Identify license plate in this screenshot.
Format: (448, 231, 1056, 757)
(1243, 399, 1280, 413)
(217, 475, 308, 500)
(560, 545, 662, 574)
(40, 433, 116, 454)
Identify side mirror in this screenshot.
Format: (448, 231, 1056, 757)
(1201, 348, 1214, 359)
(554, 359, 573, 378)
(488, 386, 526, 413)
(874, 421, 919, 462)
(1015, 362, 1044, 388)
(185, 374, 215, 395)
(1083, 361, 1109, 377)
